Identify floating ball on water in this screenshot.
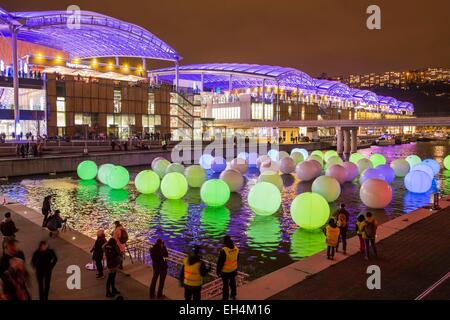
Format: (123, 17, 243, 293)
(377, 164, 396, 184)
(326, 164, 347, 184)
(279, 157, 296, 174)
(349, 153, 365, 164)
(77, 160, 98, 180)
(237, 152, 249, 161)
(200, 179, 230, 207)
(325, 155, 343, 170)
(160, 172, 188, 200)
(268, 149, 280, 161)
(360, 178, 393, 209)
(257, 155, 271, 168)
(165, 163, 185, 175)
(342, 162, 359, 182)
(278, 151, 290, 160)
(324, 150, 339, 162)
(211, 156, 227, 173)
(310, 150, 324, 160)
(422, 159, 440, 175)
(357, 158, 373, 174)
(444, 155, 450, 170)
(406, 155, 421, 169)
(199, 154, 214, 170)
(411, 163, 434, 179)
(290, 192, 330, 230)
(311, 176, 341, 202)
(296, 160, 322, 182)
(220, 169, 244, 192)
(290, 152, 304, 165)
(359, 168, 386, 185)
(230, 158, 248, 174)
(390, 159, 410, 177)
(370, 153, 386, 168)
(259, 159, 280, 173)
(404, 170, 432, 193)
(308, 155, 324, 168)
(258, 170, 283, 191)
(291, 148, 308, 160)
(107, 165, 130, 189)
(151, 157, 166, 169)
(248, 152, 259, 167)
(247, 182, 281, 216)
(184, 165, 206, 188)
(135, 170, 160, 194)
(97, 163, 115, 185)
(152, 159, 170, 178)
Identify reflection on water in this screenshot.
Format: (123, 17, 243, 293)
(1, 141, 450, 279)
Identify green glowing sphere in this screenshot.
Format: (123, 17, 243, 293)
(444, 155, 450, 170)
(153, 159, 171, 178)
(349, 153, 365, 164)
(324, 150, 339, 162)
(200, 179, 231, 207)
(370, 153, 386, 168)
(290, 192, 330, 230)
(325, 155, 343, 170)
(390, 159, 410, 177)
(77, 160, 98, 180)
(184, 165, 207, 188)
(406, 155, 421, 169)
(107, 166, 130, 189)
(290, 152, 304, 165)
(311, 175, 341, 202)
(310, 150, 324, 160)
(97, 163, 115, 185)
(160, 172, 188, 200)
(165, 163, 185, 175)
(257, 170, 283, 191)
(247, 182, 281, 216)
(357, 158, 373, 174)
(134, 170, 160, 194)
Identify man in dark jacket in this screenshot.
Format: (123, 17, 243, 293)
(90, 230, 107, 278)
(31, 241, 58, 300)
(0, 239, 26, 276)
(41, 195, 52, 227)
(149, 238, 168, 299)
(180, 246, 210, 301)
(216, 235, 239, 300)
(336, 203, 350, 254)
(1, 212, 18, 252)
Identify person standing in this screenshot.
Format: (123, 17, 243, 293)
(31, 241, 58, 300)
(0, 239, 25, 276)
(0, 212, 19, 252)
(113, 221, 128, 269)
(90, 229, 107, 279)
(362, 212, 378, 260)
(356, 214, 366, 254)
(216, 235, 239, 300)
(180, 246, 210, 301)
(104, 238, 122, 298)
(0, 258, 31, 300)
(336, 203, 349, 254)
(149, 239, 168, 299)
(325, 218, 340, 260)
(41, 195, 52, 227)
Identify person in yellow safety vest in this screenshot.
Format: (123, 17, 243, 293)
(325, 218, 340, 260)
(179, 246, 210, 301)
(216, 235, 239, 300)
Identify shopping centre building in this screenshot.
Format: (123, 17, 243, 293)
(0, 7, 414, 142)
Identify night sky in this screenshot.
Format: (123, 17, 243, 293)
(1, 0, 449, 76)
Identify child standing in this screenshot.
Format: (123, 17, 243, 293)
(356, 214, 366, 254)
(325, 218, 340, 260)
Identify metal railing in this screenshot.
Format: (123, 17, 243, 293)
(126, 239, 249, 300)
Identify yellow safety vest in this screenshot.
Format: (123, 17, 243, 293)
(183, 258, 202, 287)
(326, 226, 340, 246)
(222, 246, 239, 273)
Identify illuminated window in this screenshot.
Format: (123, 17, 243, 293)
(114, 90, 121, 113)
(75, 113, 92, 126)
(56, 97, 66, 127)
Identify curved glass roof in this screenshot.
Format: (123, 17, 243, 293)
(315, 80, 351, 97)
(350, 89, 379, 103)
(0, 8, 179, 61)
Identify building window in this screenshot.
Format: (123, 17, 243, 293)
(148, 93, 155, 114)
(114, 90, 121, 113)
(56, 97, 66, 127)
(74, 113, 92, 126)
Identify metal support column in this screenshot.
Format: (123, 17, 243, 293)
(200, 72, 204, 91)
(11, 26, 20, 135)
(141, 58, 146, 72)
(175, 59, 179, 91)
(350, 128, 358, 153)
(336, 127, 344, 154)
(262, 79, 266, 120)
(276, 82, 280, 121)
(115, 56, 120, 67)
(343, 128, 351, 154)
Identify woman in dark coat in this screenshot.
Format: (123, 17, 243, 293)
(90, 230, 107, 278)
(41, 195, 52, 227)
(104, 238, 122, 298)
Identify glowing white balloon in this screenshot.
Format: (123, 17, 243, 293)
(411, 163, 434, 179)
(404, 170, 432, 193)
(312, 175, 341, 202)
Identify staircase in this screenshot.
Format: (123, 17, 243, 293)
(169, 91, 199, 139)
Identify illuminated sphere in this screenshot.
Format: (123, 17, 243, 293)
(151, 157, 166, 169)
(107, 165, 130, 189)
(211, 156, 227, 173)
(268, 149, 280, 161)
(357, 158, 373, 174)
(199, 154, 214, 170)
(406, 155, 421, 169)
(290, 152, 304, 165)
(349, 153, 365, 164)
(257, 155, 271, 168)
(390, 159, 410, 177)
(342, 162, 359, 182)
(248, 182, 281, 216)
(308, 155, 324, 168)
(311, 176, 341, 202)
(290, 192, 330, 230)
(134, 170, 160, 194)
(248, 152, 259, 167)
(153, 159, 170, 178)
(370, 153, 386, 168)
(404, 170, 432, 193)
(411, 163, 434, 179)
(422, 159, 440, 175)
(237, 152, 249, 161)
(165, 163, 185, 175)
(324, 150, 339, 162)
(325, 155, 343, 169)
(230, 158, 248, 174)
(360, 179, 393, 209)
(359, 168, 386, 185)
(278, 151, 290, 160)
(279, 157, 296, 174)
(292, 148, 308, 160)
(259, 159, 280, 173)
(97, 163, 115, 185)
(326, 164, 347, 184)
(77, 160, 98, 180)
(258, 170, 283, 191)
(219, 169, 244, 192)
(444, 155, 450, 170)
(377, 164, 396, 184)
(160, 172, 188, 200)
(296, 160, 322, 182)
(184, 165, 206, 188)
(200, 179, 230, 207)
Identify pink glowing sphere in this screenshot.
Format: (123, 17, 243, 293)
(360, 178, 393, 209)
(279, 157, 296, 174)
(295, 160, 322, 182)
(325, 164, 347, 184)
(342, 162, 359, 182)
